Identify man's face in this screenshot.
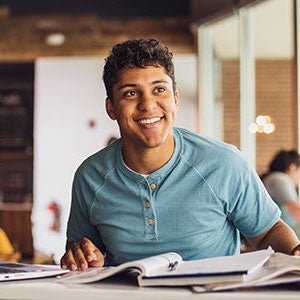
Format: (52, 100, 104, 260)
(106, 66, 179, 150)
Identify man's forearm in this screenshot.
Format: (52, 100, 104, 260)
(248, 220, 300, 254)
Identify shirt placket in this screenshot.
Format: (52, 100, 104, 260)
(143, 179, 158, 241)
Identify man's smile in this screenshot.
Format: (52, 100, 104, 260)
(137, 117, 162, 125)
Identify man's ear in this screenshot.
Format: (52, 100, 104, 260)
(106, 98, 117, 120)
(289, 162, 297, 172)
(174, 90, 179, 110)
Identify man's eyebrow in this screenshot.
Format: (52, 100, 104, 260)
(118, 83, 138, 90)
(118, 79, 170, 91)
(117, 83, 137, 91)
(152, 79, 170, 85)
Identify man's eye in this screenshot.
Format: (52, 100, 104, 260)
(156, 87, 166, 93)
(124, 90, 137, 97)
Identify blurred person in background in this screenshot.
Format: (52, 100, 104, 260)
(262, 150, 300, 237)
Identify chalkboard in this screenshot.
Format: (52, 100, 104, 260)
(0, 90, 33, 150)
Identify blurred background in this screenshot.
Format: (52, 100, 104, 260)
(0, 0, 298, 263)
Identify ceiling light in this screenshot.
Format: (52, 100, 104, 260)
(46, 33, 66, 46)
(249, 115, 275, 134)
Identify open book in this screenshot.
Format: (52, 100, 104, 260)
(57, 247, 276, 286)
(191, 251, 300, 292)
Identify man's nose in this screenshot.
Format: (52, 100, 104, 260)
(138, 93, 157, 111)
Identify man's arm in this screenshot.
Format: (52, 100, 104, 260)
(60, 237, 105, 271)
(247, 219, 300, 255)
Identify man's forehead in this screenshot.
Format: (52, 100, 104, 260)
(116, 66, 170, 85)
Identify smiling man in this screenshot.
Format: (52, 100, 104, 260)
(61, 39, 300, 271)
(106, 65, 178, 174)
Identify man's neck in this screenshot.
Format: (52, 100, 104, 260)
(122, 138, 175, 175)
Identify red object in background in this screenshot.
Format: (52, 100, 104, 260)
(47, 201, 61, 232)
(88, 119, 96, 128)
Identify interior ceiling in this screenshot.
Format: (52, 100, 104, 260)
(0, 0, 264, 61)
(1, 0, 190, 18)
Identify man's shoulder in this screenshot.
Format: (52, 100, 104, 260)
(174, 127, 242, 161)
(76, 141, 120, 177)
(263, 172, 291, 185)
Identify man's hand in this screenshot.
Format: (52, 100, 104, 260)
(60, 238, 105, 271)
(291, 244, 300, 256)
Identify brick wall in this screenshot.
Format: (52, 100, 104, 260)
(222, 60, 240, 149)
(222, 59, 297, 175)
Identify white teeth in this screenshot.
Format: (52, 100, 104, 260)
(139, 117, 161, 124)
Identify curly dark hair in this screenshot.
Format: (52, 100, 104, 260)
(102, 38, 176, 101)
(269, 150, 300, 172)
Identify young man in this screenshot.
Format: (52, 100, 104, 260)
(61, 39, 300, 271)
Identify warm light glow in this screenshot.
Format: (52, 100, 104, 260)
(249, 115, 275, 134)
(46, 33, 66, 46)
(257, 126, 264, 134)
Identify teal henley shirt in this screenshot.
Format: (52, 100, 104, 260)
(67, 127, 280, 265)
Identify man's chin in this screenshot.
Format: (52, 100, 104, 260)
(139, 134, 174, 149)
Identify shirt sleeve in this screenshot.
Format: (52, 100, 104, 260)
(225, 155, 281, 238)
(66, 168, 105, 252)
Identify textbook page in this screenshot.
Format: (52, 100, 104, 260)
(58, 249, 272, 285)
(57, 252, 182, 284)
(148, 247, 273, 278)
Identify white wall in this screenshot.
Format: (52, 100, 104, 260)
(174, 54, 198, 131)
(32, 54, 197, 262)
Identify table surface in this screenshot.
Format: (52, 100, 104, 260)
(0, 274, 299, 300)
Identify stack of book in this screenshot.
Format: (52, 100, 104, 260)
(56, 247, 300, 292)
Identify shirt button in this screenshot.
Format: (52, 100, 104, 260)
(145, 201, 151, 208)
(148, 218, 153, 225)
(150, 183, 156, 189)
